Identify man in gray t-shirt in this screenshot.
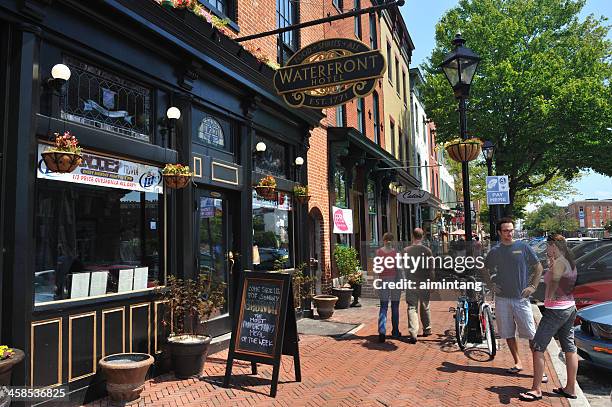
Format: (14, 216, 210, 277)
(482, 217, 543, 374)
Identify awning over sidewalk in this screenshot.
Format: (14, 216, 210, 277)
(328, 126, 421, 189)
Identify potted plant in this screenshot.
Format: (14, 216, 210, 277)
(293, 184, 311, 205)
(254, 175, 277, 201)
(98, 353, 154, 403)
(292, 263, 314, 315)
(41, 131, 83, 173)
(162, 163, 192, 189)
(0, 345, 24, 385)
(157, 275, 225, 379)
(347, 269, 364, 308)
(333, 245, 360, 309)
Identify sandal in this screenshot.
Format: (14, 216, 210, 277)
(552, 387, 577, 399)
(518, 392, 542, 402)
(506, 366, 523, 374)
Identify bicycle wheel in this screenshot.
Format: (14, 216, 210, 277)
(482, 306, 497, 358)
(455, 303, 468, 350)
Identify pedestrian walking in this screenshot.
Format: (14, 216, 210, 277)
(518, 234, 578, 402)
(375, 232, 402, 343)
(404, 228, 434, 344)
(481, 217, 544, 377)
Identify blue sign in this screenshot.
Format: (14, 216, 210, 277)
(486, 175, 510, 205)
(579, 212, 585, 219)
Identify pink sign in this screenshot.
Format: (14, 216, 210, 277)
(332, 206, 353, 234)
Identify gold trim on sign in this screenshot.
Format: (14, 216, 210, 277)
(211, 161, 239, 185)
(101, 307, 125, 358)
(129, 303, 151, 354)
(31, 318, 62, 387)
(193, 156, 202, 178)
(154, 300, 170, 354)
(68, 312, 97, 382)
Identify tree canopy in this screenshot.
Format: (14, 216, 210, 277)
(523, 202, 579, 235)
(421, 0, 612, 215)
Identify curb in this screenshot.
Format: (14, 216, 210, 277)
(532, 305, 590, 407)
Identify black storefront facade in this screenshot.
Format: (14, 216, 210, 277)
(0, 1, 320, 403)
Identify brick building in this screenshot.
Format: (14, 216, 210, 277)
(568, 199, 612, 235)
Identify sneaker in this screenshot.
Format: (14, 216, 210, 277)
(391, 331, 402, 338)
(378, 334, 386, 343)
(406, 336, 417, 344)
(350, 301, 362, 307)
(422, 330, 432, 337)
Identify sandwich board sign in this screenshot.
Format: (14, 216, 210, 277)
(486, 175, 510, 205)
(223, 272, 300, 397)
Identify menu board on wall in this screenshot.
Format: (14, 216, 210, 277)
(224, 272, 300, 397)
(36, 144, 163, 193)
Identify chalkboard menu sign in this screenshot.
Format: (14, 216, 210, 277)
(224, 272, 301, 397)
(236, 278, 282, 357)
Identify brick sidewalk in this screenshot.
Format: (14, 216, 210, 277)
(86, 299, 570, 407)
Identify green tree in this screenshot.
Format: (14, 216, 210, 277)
(422, 0, 612, 215)
(524, 202, 579, 234)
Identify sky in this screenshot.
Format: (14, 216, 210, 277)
(399, 0, 612, 210)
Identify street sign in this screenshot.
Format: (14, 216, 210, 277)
(486, 175, 510, 205)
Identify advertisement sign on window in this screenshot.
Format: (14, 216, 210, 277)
(36, 144, 163, 193)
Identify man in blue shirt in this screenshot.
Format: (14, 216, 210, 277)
(482, 217, 543, 374)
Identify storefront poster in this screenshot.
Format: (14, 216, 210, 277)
(36, 144, 163, 193)
(332, 206, 353, 234)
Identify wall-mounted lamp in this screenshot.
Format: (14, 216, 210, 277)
(48, 63, 71, 94)
(254, 141, 267, 153)
(294, 156, 304, 166)
(166, 106, 181, 121)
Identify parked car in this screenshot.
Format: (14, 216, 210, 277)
(566, 237, 599, 249)
(571, 239, 612, 260)
(574, 280, 612, 311)
(575, 244, 612, 286)
(574, 301, 612, 372)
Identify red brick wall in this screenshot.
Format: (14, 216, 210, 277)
(568, 201, 612, 230)
(228, 0, 385, 289)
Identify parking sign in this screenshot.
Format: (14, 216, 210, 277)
(486, 175, 510, 205)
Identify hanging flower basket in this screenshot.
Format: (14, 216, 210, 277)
(162, 164, 192, 189)
(42, 131, 83, 173)
(255, 186, 277, 201)
(293, 184, 310, 205)
(444, 138, 482, 162)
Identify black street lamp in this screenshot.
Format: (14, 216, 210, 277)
(482, 140, 496, 240)
(440, 33, 481, 242)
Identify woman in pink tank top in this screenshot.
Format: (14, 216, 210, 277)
(519, 234, 579, 402)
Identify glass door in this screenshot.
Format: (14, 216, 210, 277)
(196, 190, 233, 336)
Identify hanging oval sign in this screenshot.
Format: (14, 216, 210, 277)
(273, 38, 386, 109)
(396, 189, 431, 204)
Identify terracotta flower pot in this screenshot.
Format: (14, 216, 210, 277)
(99, 353, 154, 403)
(167, 335, 211, 379)
(0, 349, 24, 386)
(312, 295, 338, 319)
(41, 151, 82, 173)
(255, 186, 277, 201)
(164, 174, 191, 189)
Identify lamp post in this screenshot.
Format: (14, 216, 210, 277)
(440, 33, 481, 242)
(482, 140, 496, 241)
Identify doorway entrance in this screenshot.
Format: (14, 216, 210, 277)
(195, 189, 237, 337)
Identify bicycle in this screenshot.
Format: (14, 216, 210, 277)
(450, 276, 497, 358)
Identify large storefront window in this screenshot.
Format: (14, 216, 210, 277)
(34, 147, 163, 304)
(334, 165, 348, 208)
(253, 135, 288, 178)
(252, 190, 293, 271)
